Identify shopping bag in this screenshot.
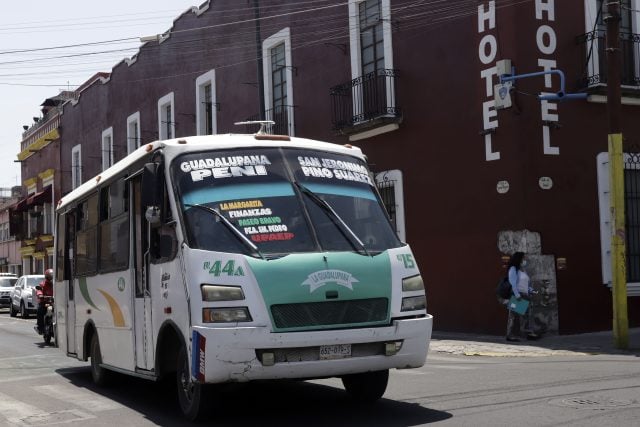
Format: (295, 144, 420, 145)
(507, 296, 529, 315)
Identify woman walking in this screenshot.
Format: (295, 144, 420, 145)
(505, 252, 539, 342)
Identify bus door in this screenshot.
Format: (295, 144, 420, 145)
(132, 177, 154, 370)
(66, 212, 77, 355)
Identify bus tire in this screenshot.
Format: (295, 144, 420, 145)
(341, 369, 389, 403)
(176, 346, 209, 421)
(90, 333, 112, 386)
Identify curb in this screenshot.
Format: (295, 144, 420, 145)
(430, 340, 595, 357)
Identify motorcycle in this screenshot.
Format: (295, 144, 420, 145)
(35, 286, 55, 345)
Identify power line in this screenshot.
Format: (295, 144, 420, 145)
(0, 0, 539, 86)
(0, 82, 80, 87)
(0, 38, 138, 55)
(0, 47, 139, 66)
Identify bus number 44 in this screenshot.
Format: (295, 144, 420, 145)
(203, 260, 245, 277)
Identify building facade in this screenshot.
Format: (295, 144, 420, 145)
(14, 92, 72, 274)
(0, 187, 24, 275)
(29, 0, 640, 334)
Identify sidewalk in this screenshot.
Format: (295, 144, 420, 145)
(429, 328, 640, 357)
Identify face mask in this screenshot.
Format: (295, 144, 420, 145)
(521, 260, 528, 267)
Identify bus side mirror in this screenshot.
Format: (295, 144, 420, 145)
(141, 163, 160, 209)
(158, 234, 175, 259)
(145, 206, 161, 226)
(142, 163, 162, 226)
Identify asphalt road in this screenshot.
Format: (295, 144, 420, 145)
(0, 311, 638, 426)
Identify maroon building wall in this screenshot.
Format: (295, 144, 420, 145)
(56, 0, 640, 335)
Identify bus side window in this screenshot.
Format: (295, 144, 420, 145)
(150, 179, 177, 264)
(99, 178, 130, 272)
(76, 194, 99, 275)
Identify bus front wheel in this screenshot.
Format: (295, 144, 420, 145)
(176, 346, 209, 421)
(90, 334, 112, 386)
(341, 369, 389, 403)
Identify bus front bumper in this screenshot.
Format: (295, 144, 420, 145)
(191, 315, 432, 383)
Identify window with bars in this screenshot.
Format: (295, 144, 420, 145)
(165, 105, 173, 139)
(376, 179, 397, 232)
(204, 83, 213, 135)
(625, 167, 640, 281)
(101, 128, 113, 171)
(157, 92, 175, 140)
(597, 151, 640, 295)
(127, 112, 141, 154)
(583, 0, 640, 87)
(262, 28, 294, 136)
(596, 0, 636, 84)
(131, 122, 139, 149)
(71, 144, 82, 190)
(43, 202, 53, 235)
(596, 0, 632, 31)
(196, 70, 217, 135)
(374, 170, 405, 242)
(359, 0, 384, 76)
(271, 43, 288, 110)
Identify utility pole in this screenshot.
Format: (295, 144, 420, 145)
(605, 1, 629, 349)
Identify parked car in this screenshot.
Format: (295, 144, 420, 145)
(10, 275, 44, 318)
(0, 275, 18, 309)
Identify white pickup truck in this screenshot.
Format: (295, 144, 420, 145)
(9, 275, 44, 318)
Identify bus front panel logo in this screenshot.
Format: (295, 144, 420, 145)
(302, 270, 359, 293)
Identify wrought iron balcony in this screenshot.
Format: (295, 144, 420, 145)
(330, 69, 401, 134)
(244, 105, 295, 136)
(577, 30, 640, 89)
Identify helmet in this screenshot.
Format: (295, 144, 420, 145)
(44, 269, 53, 281)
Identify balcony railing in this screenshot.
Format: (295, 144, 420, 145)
(577, 30, 640, 88)
(245, 105, 295, 136)
(330, 69, 401, 133)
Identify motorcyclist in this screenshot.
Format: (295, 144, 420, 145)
(35, 269, 54, 335)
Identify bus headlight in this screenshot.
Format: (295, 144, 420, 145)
(201, 285, 245, 301)
(202, 307, 252, 323)
(401, 295, 426, 311)
(402, 275, 424, 292)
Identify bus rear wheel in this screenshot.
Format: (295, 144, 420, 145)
(176, 346, 209, 421)
(341, 369, 389, 403)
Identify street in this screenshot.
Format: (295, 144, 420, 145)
(0, 312, 638, 426)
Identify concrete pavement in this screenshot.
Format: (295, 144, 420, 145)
(429, 328, 640, 357)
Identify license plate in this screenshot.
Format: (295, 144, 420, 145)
(319, 344, 351, 360)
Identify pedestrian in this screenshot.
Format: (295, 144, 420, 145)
(505, 252, 539, 342)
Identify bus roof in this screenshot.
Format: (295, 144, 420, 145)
(57, 133, 365, 211)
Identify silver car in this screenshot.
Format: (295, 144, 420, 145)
(0, 276, 18, 309)
(9, 275, 44, 318)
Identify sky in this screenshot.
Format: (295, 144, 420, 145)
(0, 0, 200, 189)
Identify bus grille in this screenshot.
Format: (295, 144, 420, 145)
(271, 298, 388, 329)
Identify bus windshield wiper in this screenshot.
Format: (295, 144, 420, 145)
(184, 203, 265, 260)
(293, 181, 371, 257)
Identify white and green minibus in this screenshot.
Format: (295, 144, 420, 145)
(54, 128, 432, 420)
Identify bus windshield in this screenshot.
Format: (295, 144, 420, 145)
(173, 147, 402, 256)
